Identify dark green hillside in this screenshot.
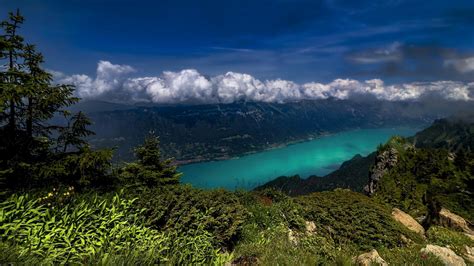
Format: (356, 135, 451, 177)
(259, 116, 474, 198)
(411, 116, 474, 152)
(255, 152, 375, 195)
(372, 137, 474, 222)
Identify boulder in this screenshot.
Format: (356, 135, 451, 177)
(288, 229, 298, 245)
(354, 249, 388, 266)
(400, 234, 414, 246)
(439, 208, 474, 235)
(305, 221, 317, 235)
(464, 233, 474, 241)
(392, 208, 425, 235)
(420, 244, 466, 266)
(463, 246, 474, 263)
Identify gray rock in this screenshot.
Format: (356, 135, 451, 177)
(420, 244, 466, 266)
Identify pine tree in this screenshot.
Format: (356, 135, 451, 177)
(1, 10, 78, 159)
(0, 10, 104, 190)
(120, 133, 181, 187)
(57, 111, 95, 153)
(0, 9, 25, 154)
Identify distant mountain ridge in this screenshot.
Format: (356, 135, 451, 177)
(75, 99, 473, 162)
(411, 116, 474, 152)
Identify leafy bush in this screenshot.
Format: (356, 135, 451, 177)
(295, 190, 423, 250)
(234, 223, 354, 265)
(0, 192, 170, 264)
(132, 185, 247, 249)
(373, 147, 474, 222)
(378, 245, 444, 265)
(242, 191, 305, 233)
(426, 226, 474, 255)
(0, 190, 234, 265)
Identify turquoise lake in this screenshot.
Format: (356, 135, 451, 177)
(179, 127, 419, 190)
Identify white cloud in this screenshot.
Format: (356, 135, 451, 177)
(445, 57, 474, 73)
(349, 42, 402, 64)
(54, 60, 474, 104)
(57, 61, 135, 98)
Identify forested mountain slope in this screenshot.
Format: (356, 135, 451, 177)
(78, 100, 472, 162)
(258, 116, 474, 198)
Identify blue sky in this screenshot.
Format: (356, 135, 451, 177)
(1, 0, 474, 84)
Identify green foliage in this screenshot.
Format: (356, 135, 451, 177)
(233, 192, 356, 265)
(0, 191, 232, 265)
(0, 10, 111, 192)
(57, 111, 95, 153)
(411, 117, 474, 152)
(373, 147, 474, 222)
(234, 224, 354, 265)
(31, 146, 114, 189)
(426, 226, 474, 255)
(242, 190, 305, 233)
(378, 245, 445, 265)
(379, 135, 411, 155)
(133, 185, 247, 248)
(295, 190, 423, 250)
(0, 192, 170, 264)
(119, 133, 181, 187)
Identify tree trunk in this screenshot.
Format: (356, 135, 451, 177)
(26, 97, 33, 138)
(8, 50, 15, 136)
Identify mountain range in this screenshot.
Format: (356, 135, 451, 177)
(73, 99, 473, 163)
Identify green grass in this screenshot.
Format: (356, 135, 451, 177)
(0, 190, 230, 265)
(295, 190, 424, 250)
(426, 226, 474, 256)
(378, 245, 445, 265)
(1, 187, 471, 265)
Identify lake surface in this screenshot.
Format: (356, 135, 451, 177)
(179, 127, 419, 190)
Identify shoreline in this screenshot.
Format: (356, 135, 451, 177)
(175, 131, 332, 166)
(175, 125, 425, 167)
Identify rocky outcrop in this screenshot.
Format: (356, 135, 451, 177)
(288, 229, 298, 245)
(464, 233, 474, 241)
(354, 249, 388, 266)
(364, 148, 399, 195)
(305, 221, 317, 235)
(391, 208, 425, 235)
(420, 244, 466, 266)
(463, 245, 474, 264)
(439, 208, 474, 235)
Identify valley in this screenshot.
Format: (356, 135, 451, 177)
(179, 127, 419, 190)
(78, 99, 469, 163)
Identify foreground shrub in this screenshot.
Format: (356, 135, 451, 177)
(0, 191, 231, 264)
(133, 185, 247, 249)
(0, 192, 170, 264)
(295, 190, 423, 250)
(426, 226, 474, 255)
(378, 245, 444, 265)
(373, 147, 473, 222)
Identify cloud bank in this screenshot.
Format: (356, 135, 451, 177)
(54, 61, 474, 104)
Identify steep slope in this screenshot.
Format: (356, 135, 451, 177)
(258, 116, 474, 200)
(370, 137, 474, 222)
(411, 116, 474, 152)
(255, 153, 375, 195)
